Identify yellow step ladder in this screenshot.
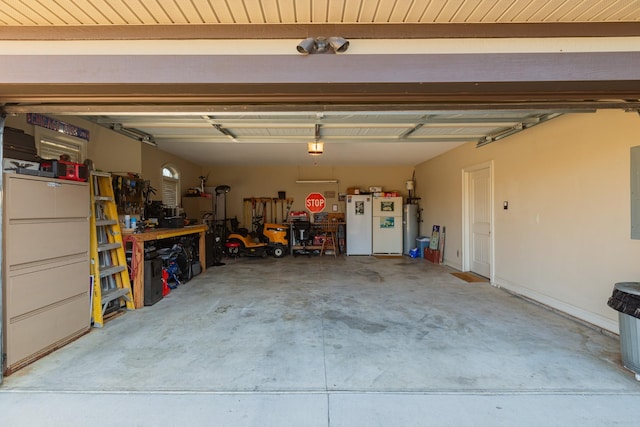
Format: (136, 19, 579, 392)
(89, 171, 134, 327)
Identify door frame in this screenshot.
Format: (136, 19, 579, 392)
(462, 160, 494, 282)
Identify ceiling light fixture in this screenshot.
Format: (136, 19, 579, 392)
(297, 36, 349, 55)
(108, 123, 157, 147)
(308, 141, 324, 156)
(295, 180, 338, 184)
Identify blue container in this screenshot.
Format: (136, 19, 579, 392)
(416, 236, 430, 258)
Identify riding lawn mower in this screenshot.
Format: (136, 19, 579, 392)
(225, 217, 289, 258)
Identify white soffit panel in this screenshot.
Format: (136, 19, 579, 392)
(0, 0, 638, 26)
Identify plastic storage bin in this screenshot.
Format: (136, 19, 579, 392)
(607, 282, 640, 380)
(416, 236, 430, 259)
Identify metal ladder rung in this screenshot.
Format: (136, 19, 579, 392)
(101, 288, 131, 306)
(96, 219, 118, 226)
(98, 243, 121, 252)
(99, 265, 126, 278)
(94, 195, 113, 202)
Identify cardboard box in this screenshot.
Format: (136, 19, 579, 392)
(313, 212, 329, 223)
(347, 187, 360, 195)
(425, 248, 441, 264)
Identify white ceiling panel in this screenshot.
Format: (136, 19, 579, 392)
(0, 0, 638, 25)
(125, 0, 158, 24)
(81, 0, 127, 24)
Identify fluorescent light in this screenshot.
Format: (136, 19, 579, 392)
(295, 180, 338, 184)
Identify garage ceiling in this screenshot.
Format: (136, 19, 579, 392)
(79, 109, 566, 166)
(1, 1, 639, 166)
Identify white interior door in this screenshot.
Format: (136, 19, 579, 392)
(467, 166, 492, 278)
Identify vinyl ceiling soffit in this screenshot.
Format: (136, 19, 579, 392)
(0, 0, 638, 34)
(1, 0, 640, 42)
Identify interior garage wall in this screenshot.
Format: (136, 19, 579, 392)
(4, 114, 202, 204)
(141, 143, 204, 206)
(201, 165, 413, 226)
(4, 114, 141, 174)
(414, 109, 640, 333)
(86, 123, 141, 175)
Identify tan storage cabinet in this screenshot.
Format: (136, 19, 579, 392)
(3, 174, 90, 374)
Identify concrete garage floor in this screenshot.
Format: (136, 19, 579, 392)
(1, 256, 639, 426)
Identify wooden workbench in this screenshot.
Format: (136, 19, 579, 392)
(122, 224, 207, 308)
(290, 221, 346, 255)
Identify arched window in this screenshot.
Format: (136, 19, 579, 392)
(162, 165, 180, 207)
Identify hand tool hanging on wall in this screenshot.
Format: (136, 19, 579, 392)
(280, 199, 284, 223)
(285, 199, 294, 221)
(262, 200, 268, 225)
(113, 175, 121, 208)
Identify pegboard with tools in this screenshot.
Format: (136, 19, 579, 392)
(112, 174, 145, 215)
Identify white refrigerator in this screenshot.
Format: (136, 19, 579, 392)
(372, 196, 403, 255)
(346, 195, 372, 255)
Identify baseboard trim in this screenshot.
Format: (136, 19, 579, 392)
(443, 259, 462, 271)
(494, 275, 619, 335)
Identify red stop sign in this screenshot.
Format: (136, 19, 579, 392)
(305, 192, 326, 213)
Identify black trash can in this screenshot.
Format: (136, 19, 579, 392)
(607, 282, 640, 380)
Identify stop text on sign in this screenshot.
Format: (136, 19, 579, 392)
(305, 192, 326, 213)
